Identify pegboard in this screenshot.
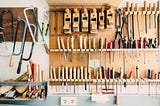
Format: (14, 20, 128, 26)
(49, 3, 160, 84)
(0, 8, 38, 42)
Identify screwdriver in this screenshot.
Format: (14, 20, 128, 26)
(85, 66, 88, 91)
(62, 66, 65, 92)
(92, 37, 96, 77)
(153, 3, 157, 28)
(71, 36, 74, 62)
(73, 67, 76, 94)
(136, 66, 140, 92)
(80, 66, 84, 93)
(60, 37, 67, 61)
(96, 70, 99, 92)
(77, 67, 80, 93)
(65, 66, 68, 93)
(79, 36, 83, 61)
(120, 67, 123, 92)
(69, 67, 72, 93)
(58, 67, 61, 92)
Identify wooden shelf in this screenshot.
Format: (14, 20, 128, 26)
(49, 48, 160, 52)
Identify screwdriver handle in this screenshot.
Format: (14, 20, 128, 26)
(99, 67, 102, 80)
(81, 66, 84, 79)
(57, 37, 61, 49)
(135, 3, 138, 11)
(128, 70, 133, 79)
(112, 67, 115, 79)
(120, 67, 123, 79)
(105, 38, 108, 49)
(71, 36, 74, 49)
(96, 70, 99, 80)
(69, 67, 72, 80)
(85, 67, 88, 80)
(67, 37, 70, 50)
(136, 66, 139, 79)
(65, 66, 68, 79)
(53, 67, 56, 80)
(144, 1, 147, 11)
(49, 66, 53, 79)
(126, 2, 130, 12)
(131, 3, 134, 12)
(60, 37, 65, 49)
(62, 67, 64, 80)
(89, 39, 91, 50)
(149, 3, 152, 11)
(58, 67, 61, 80)
(74, 67, 77, 79)
(143, 37, 147, 48)
(77, 68, 80, 80)
(84, 37, 87, 49)
(99, 37, 104, 49)
(153, 3, 156, 11)
(92, 38, 96, 49)
(80, 36, 83, 49)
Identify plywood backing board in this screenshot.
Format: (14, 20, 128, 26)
(46, 0, 122, 8)
(0, 8, 38, 42)
(49, 5, 160, 83)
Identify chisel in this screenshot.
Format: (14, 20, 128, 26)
(69, 67, 72, 93)
(136, 66, 140, 92)
(126, 2, 131, 40)
(49, 66, 53, 92)
(158, 1, 160, 46)
(135, 3, 141, 38)
(66, 37, 70, 61)
(131, 3, 135, 39)
(148, 3, 152, 29)
(92, 38, 96, 77)
(62, 66, 65, 92)
(65, 66, 68, 93)
(112, 67, 115, 89)
(120, 67, 123, 92)
(96, 70, 99, 92)
(144, 1, 148, 34)
(99, 37, 103, 66)
(57, 37, 61, 61)
(71, 36, 74, 62)
(77, 67, 80, 93)
(88, 38, 91, 92)
(153, 3, 157, 28)
(53, 67, 57, 92)
(60, 37, 67, 61)
(99, 67, 103, 91)
(73, 67, 76, 94)
(80, 66, 84, 93)
(84, 36, 87, 56)
(58, 67, 61, 92)
(85, 66, 88, 91)
(79, 36, 83, 61)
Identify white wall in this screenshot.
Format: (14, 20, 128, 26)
(0, 0, 49, 81)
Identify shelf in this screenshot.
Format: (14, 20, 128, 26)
(49, 79, 160, 83)
(0, 81, 48, 102)
(50, 48, 160, 52)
